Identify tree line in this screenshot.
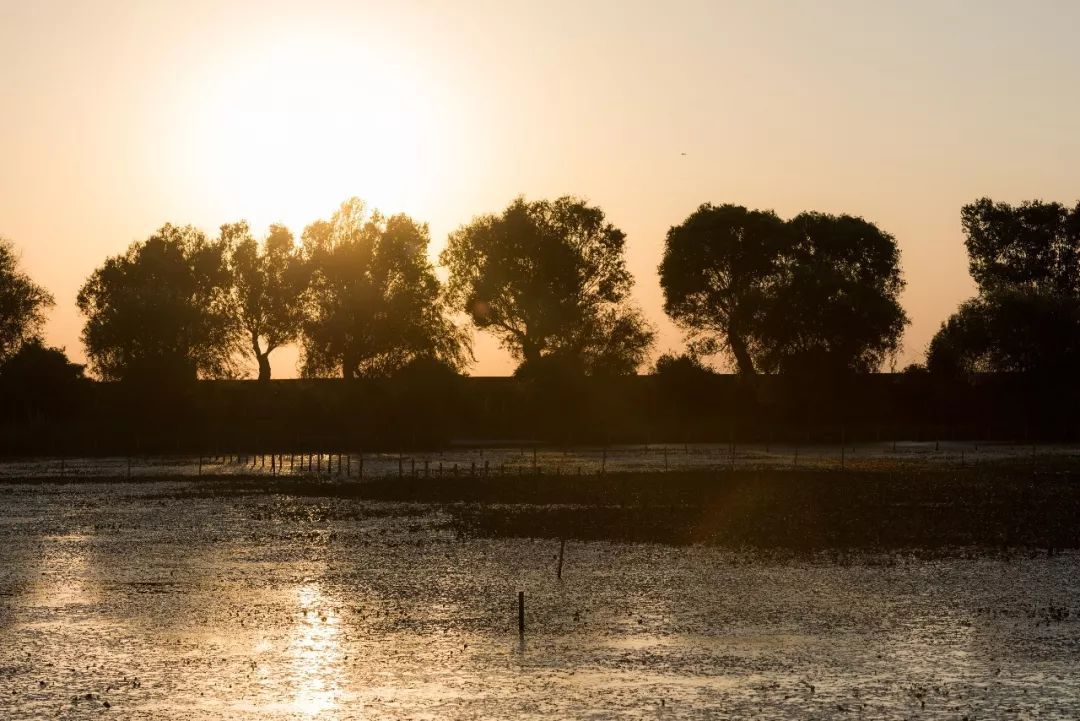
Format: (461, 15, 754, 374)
(1, 195, 1078, 387)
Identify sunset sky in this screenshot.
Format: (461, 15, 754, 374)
(2, 0, 1079, 376)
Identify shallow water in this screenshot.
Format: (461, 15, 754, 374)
(1, 441, 1077, 480)
(1, 480, 1078, 719)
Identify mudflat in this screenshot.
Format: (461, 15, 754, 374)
(1, 475, 1078, 719)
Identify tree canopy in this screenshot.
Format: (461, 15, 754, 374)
(761, 212, 907, 375)
(76, 225, 240, 382)
(660, 205, 907, 375)
(659, 204, 786, 374)
(0, 341, 85, 421)
(962, 197, 1080, 296)
(299, 198, 469, 379)
(223, 222, 307, 381)
(929, 198, 1080, 376)
(442, 196, 653, 375)
(0, 238, 55, 364)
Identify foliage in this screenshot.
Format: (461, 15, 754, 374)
(442, 196, 654, 374)
(651, 352, 716, 413)
(299, 198, 469, 379)
(652, 351, 713, 376)
(660, 204, 907, 375)
(900, 362, 928, 375)
(930, 198, 1080, 377)
(0, 341, 85, 419)
(659, 204, 786, 374)
(0, 340, 84, 382)
(513, 351, 587, 380)
(962, 197, 1080, 295)
(760, 212, 907, 376)
(928, 288, 1080, 376)
(223, 222, 308, 380)
(0, 238, 54, 363)
(76, 224, 241, 382)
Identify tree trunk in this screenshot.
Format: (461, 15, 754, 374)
(728, 326, 756, 375)
(256, 353, 271, 382)
(252, 333, 271, 382)
(342, 353, 358, 380)
(522, 340, 542, 367)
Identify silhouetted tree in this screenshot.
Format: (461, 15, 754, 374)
(442, 196, 653, 374)
(928, 288, 1080, 376)
(0, 341, 85, 420)
(659, 204, 787, 375)
(929, 198, 1080, 377)
(662, 205, 907, 376)
(652, 351, 712, 376)
(77, 225, 240, 382)
(299, 198, 468, 379)
(223, 222, 307, 381)
(962, 197, 1080, 295)
(761, 212, 907, 376)
(651, 352, 716, 415)
(0, 238, 54, 363)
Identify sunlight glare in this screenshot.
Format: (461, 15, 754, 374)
(290, 581, 343, 717)
(183, 35, 446, 232)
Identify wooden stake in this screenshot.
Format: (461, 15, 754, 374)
(518, 591, 525, 635)
(557, 539, 566, 580)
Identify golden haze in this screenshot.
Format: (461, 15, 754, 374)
(2, 1, 1079, 375)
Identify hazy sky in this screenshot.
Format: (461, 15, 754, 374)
(3, 0, 1079, 376)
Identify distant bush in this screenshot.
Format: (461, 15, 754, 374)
(0, 342, 85, 420)
(653, 352, 713, 377)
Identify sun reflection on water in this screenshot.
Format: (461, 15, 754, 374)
(289, 582, 343, 717)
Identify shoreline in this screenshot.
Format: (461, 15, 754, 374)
(5, 462, 1080, 550)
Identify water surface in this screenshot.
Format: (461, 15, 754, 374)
(1, 480, 1077, 719)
